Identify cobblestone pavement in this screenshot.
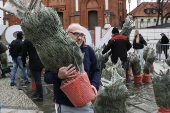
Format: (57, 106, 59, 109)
(0, 75, 43, 113)
(125, 60, 168, 113)
(0, 60, 168, 113)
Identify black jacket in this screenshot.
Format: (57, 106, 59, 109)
(133, 34, 147, 49)
(160, 35, 169, 50)
(9, 39, 23, 58)
(102, 33, 132, 63)
(22, 39, 44, 71)
(161, 35, 169, 44)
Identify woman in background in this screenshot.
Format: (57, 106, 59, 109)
(133, 30, 147, 68)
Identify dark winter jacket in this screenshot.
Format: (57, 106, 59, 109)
(9, 39, 24, 58)
(44, 42, 101, 107)
(133, 34, 147, 49)
(102, 33, 132, 63)
(22, 39, 44, 71)
(161, 35, 169, 44)
(160, 35, 169, 50)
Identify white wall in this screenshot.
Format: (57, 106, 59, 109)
(129, 28, 170, 43)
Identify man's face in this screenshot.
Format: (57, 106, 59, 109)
(68, 24, 85, 46)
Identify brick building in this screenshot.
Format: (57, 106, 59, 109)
(3, 0, 127, 29)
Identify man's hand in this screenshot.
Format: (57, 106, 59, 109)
(91, 85, 98, 104)
(91, 85, 98, 98)
(58, 64, 76, 79)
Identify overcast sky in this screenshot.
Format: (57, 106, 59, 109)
(126, 0, 137, 13)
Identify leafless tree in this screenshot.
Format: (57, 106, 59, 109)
(151, 0, 170, 25)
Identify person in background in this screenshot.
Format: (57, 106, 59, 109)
(22, 39, 44, 101)
(133, 30, 147, 68)
(156, 39, 162, 61)
(9, 31, 30, 86)
(160, 33, 169, 59)
(44, 23, 101, 113)
(102, 27, 132, 71)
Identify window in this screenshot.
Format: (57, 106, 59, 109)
(144, 9, 151, 14)
(141, 19, 144, 22)
(147, 19, 150, 22)
(154, 19, 157, 22)
(152, 9, 156, 14)
(146, 9, 150, 14)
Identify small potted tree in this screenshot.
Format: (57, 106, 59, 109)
(152, 69, 170, 112)
(130, 53, 142, 84)
(143, 48, 156, 83)
(126, 52, 132, 82)
(95, 46, 109, 71)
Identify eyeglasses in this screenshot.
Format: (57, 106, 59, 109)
(69, 32, 86, 38)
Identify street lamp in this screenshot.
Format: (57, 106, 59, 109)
(128, 0, 131, 14)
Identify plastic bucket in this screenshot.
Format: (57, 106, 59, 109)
(60, 72, 97, 107)
(31, 81, 36, 90)
(143, 73, 150, 83)
(134, 74, 142, 84)
(158, 107, 170, 113)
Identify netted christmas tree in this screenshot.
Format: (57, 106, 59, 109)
(143, 46, 150, 61)
(121, 15, 133, 39)
(143, 48, 156, 74)
(126, 52, 132, 72)
(152, 50, 170, 110)
(0, 0, 84, 73)
(152, 69, 170, 110)
(95, 46, 109, 71)
(94, 58, 128, 113)
(130, 53, 141, 76)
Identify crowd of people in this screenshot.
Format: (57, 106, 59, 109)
(0, 24, 169, 113)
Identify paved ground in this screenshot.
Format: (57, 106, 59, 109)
(0, 60, 168, 113)
(0, 77, 43, 113)
(126, 60, 168, 113)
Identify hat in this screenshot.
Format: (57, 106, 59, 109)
(112, 27, 119, 34)
(160, 33, 165, 35)
(17, 31, 23, 39)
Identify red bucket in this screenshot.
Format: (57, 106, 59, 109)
(31, 81, 36, 90)
(134, 74, 142, 84)
(143, 73, 150, 83)
(60, 72, 97, 107)
(158, 107, 170, 113)
(126, 70, 130, 82)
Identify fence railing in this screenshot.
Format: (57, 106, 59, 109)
(144, 43, 170, 61)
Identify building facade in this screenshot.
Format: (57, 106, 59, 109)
(130, 2, 170, 29)
(3, 0, 127, 29)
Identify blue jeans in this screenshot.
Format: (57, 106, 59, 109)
(55, 102, 94, 113)
(31, 69, 43, 98)
(11, 56, 30, 83)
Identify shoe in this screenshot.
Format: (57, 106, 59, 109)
(25, 81, 31, 84)
(10, 82, 16, 86)
(33, 97, 43, 101)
